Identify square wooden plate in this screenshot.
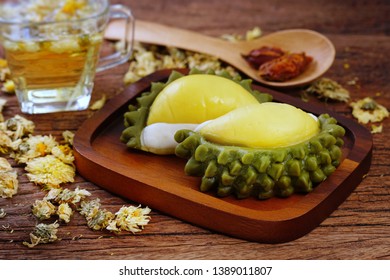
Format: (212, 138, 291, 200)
(73, 69, 372, 243)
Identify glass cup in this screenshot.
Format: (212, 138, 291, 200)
(0, 0, 134, 114)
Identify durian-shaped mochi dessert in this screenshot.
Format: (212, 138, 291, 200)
(174, 102, 345, 199)
(120, 70, 272, 154)
(121, 70, 345, 201)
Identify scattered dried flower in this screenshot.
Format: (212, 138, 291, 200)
(83, 204, 115, 231)
(23, 221, 59, 248)
(80, 198, 110, 230)
(1, 115, 35, 141)
(14, 134, 58, 163)
(0, 130, 18, 154)
(305, 78, 350, 102)
(62, 130, 74, 146)
(0, 158, 18, 198)
(0, 208, 6, 218)
(55, 186, 91, 204)
(44, 187, 63, 201)
(0, 157, 12, 171)
(350, 97, 389, 124)
(1, 79, 15, 93)
(106, 205, 151, 234)
(89, 94, 107, 111)
(371, 124, 383, 134)
(246, 26, 262, 41)
(0, 115, 32, 154)
(57, 203, 73, 223)
(79, 198, 101, 216)
(51, 144, 74, 165)
(2, 223, 14, 235)
(32, 199, 56, 220)
(220, 33, 243, 42)
(0, 170, 18, 198)
(0, 98, 6, 122)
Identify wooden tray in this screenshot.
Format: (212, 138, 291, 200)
(73, 69, 373, 243)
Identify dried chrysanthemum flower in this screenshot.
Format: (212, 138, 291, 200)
(79, 198, 114, 230)
(0, 157, 12, 170)
(0, 208, 6, 218)
(0, 173, 19, 198)
(123, 69, 141, 85)
(62, 130, 74, 146)
(85, 206, 115, 231)
(220, 33, 243, 42)
(80, 199, 151, 233)
(371, 124, 383, 134)
(350, 97, 389, 124)
(246, 26, 262, 41)
(14, 134, 58, 163)
(0, 157, 18, 198)
(89, 94, 107, 111)
(0, 131, 11, 154)
(32, 199, 56, 220)
(221, 26, 262, 42)
(2, 115, 35, 141)
(55, 186, 91, 204)
(305, 78, 350, 102)
(23, 221, 59, 248)
(44, 187, 63, 201)
(106, 205, 151, 234)
(51, 144, 74, 165)
(0, 98, 6, 122)
(57, 203, 73, 223)
(79, 198, 101, 216)
(1, 79, 15, 93)
(162, 47, 187, 68)
(0, 131, 21, 154)
(0, 131, 12, 154)
(25, 155, 75, 188)
(0, 114, 27, 154)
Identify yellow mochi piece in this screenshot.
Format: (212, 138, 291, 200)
(199, 103, 320, 148)
(147, 74, 259, 125)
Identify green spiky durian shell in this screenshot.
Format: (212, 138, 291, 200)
(120, 69, 273, 150)
(174, 114, 345, 199)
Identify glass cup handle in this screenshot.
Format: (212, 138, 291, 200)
(96, 4, 134, 72)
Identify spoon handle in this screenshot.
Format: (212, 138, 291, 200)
(105, 19, 230, 58)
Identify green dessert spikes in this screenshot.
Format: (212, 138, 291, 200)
(174, 114, 345, 200)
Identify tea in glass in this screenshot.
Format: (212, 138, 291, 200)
(0, 0, 134, 114)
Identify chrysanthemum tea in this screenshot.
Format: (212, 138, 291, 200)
(0, 0, 134, 114)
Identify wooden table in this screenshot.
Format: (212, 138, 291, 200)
(1, 0, 389, 260)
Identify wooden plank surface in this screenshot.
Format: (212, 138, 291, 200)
(0, 0, 389, 260)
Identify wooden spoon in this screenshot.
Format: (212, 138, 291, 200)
(105, 20, 335, 88)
